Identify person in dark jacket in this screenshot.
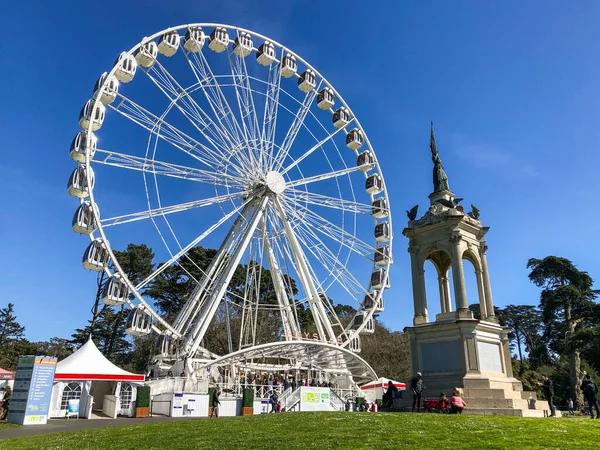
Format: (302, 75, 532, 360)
(210, 387, 221, 418)
(580, 374, 600, 419)
(411, 372, 424, 412)
(539, 376, 555, 417)
(382, 381, 399, 407)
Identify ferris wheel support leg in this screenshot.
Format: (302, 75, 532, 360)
(272, 197, 337, 343)
(261, 217, 301, 340)
(184, 195, 270, 358)
(172, 202, 257, 334)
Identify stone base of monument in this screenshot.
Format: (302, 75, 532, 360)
(397, 319, 560, 417)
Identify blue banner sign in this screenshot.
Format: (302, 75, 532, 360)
(9, 355, 58, 425)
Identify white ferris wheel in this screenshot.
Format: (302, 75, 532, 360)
(67, 24, 392, 385)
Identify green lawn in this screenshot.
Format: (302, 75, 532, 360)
(1, 412, 599, 449)
(0, 423, 18, 430)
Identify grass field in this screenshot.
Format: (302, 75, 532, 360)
(1, 412, 599, 450)
(0, 423, 18, 430)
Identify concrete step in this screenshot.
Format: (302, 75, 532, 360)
(462, 388, 524, 400)
(463, 379, 523, 392)
(466, 407, 547, 418)
(462, 397, 531, 409)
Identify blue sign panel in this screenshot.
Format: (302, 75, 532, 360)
(9, 355, 58, 425)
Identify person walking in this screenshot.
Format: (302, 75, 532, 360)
(411, 372, 424, 413)
(580, 374, 600, 419)
(539, 376, 555, 417)
(210, 387, 221, 418)
(567, 398, 574, 415)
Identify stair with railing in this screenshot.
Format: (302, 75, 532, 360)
(284, 388, 302, 412)
(329, 389, 346, 411)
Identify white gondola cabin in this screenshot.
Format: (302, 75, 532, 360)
(184, 26, 205, 52)
(69, 130, 97, 162)
(332, 107, 350, 129)
(372, 198, 389, 219)
(357, 150, 375, 172)
(280, 54, 297, 77)
(72, 202, 98, 234)
(67, 164, 95, 198)
(346, 128, 364, 150)
(256, 41, 276, 66)
(93, 72, 119, 105)
(233, 32, 253, 57)
(365, 173, 383, 194)
(156, 334, 174, 357)
(298, 69, 316, 93)
(374, 221, 391, 243)
(374, 245, 391, 267)
(352, 313, 374, 334)
(317, 87, 335, 110)
(158, 31, 180, 57)
(113, 52, 137, 83)
(126, 306, 153, 336)
(79, 100, 105, 131)
(371, 269, 390, 290)
(102, 274, 129, 306)
(209, 27, 229, 53)
(135, 39, 158, 67)
(82, 238, 109, 271)
(363, 292, 384, 312)
(348, 335, 361, 353)
(360, 316, 375, 335)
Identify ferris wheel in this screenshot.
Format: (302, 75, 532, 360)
(67, 24, 392, 382)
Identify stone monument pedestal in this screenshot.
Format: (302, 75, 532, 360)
(401, 318, 554, 417)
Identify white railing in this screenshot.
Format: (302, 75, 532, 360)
(329, 389, 346, 412)
(285, 388, 302, 412)
(146, 377, 209, 396)
(277, 387, 293, 405)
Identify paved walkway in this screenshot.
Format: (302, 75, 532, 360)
(0, 416, 206, 440)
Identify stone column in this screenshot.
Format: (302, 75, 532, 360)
(475, 268, 488, 319)
(409, 245, 428, 324)
(442, 276, 452, 312)
(479, 242, 495, 319)
(450, 234, 468, 312)
(437, 276, 447, 313)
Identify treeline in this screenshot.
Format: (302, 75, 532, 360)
(0, 243, 411, 383)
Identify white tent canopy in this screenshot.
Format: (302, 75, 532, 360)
(360, 377, 406, 401)
(54, 338, 144, 382)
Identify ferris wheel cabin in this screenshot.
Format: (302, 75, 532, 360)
(374, 245, 391, 266)
(79, 100, 105, 131)
(346, 128, 364, 150)
(209, 27, 229, 53)
(353, 313, 375, 335)
(371, 269, 390, 290)
(371, 198, 389, 219)
(363, 292, 384, 312)
(317, 87, 335, 110)
(233, 32, 253, 57)
(72, 202, 98, 235)
(357, 150, 375, 172)
(102, 274, 129, 306)
(82, 238, 109, 271)
(126, 306, 153, 336)
(69, 130, 97, 163)
(67, 164, 95, 198)
(156, 334, 175, 357)
(332, 107, 350, 129)
(374, 221, 391, 243)
(280, 54, 297, 77)
(113, 52, 137, 83)
(256, 41, 277, 66)
(348, 335, 361, 353)
(298, 69, 316, 93)
(158, 31, 180, 57)
(184, 26, 205, 52)
(365, 173, 383, 195)
(93, 72, 119, 105)
(135, 39, 158, 67)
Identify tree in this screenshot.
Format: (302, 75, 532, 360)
(71, 305, 131, 358)
(0, 303, 25, 348)
(497, 305, 544, 372)
(527, 256, 599, 408)
(361, 323, 411, 382)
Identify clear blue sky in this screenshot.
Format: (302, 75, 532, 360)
(2, 0, 599, 342)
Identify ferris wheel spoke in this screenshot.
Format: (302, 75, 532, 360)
(110, 94, 246, 174)
(280, 127, 345, 176)
(282, 199, 375, 258)
(286, 188, 373, 215)
(141, 61, 254, 173)
(285, 165, 363, 189)
(100, 192, 241, 227)
(271, 80, 322, 172)
(135, 197, 254, 291)
(261, 59, 283, 174)
(93, 149, 247, 188)
(184, 50, 261, 175)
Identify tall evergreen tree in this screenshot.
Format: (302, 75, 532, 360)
(0, 303, 25, 348)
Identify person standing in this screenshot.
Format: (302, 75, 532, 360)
(539, 376, 555, 417)
(580, 374, 600, 419)
(411, 372, 424, 413)
(210, 387, 221, 418)
(567, 398, 574, 415)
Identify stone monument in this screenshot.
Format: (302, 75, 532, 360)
(400, 124, 550, 417)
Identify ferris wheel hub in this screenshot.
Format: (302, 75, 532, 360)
(265, 170, 286, 195)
